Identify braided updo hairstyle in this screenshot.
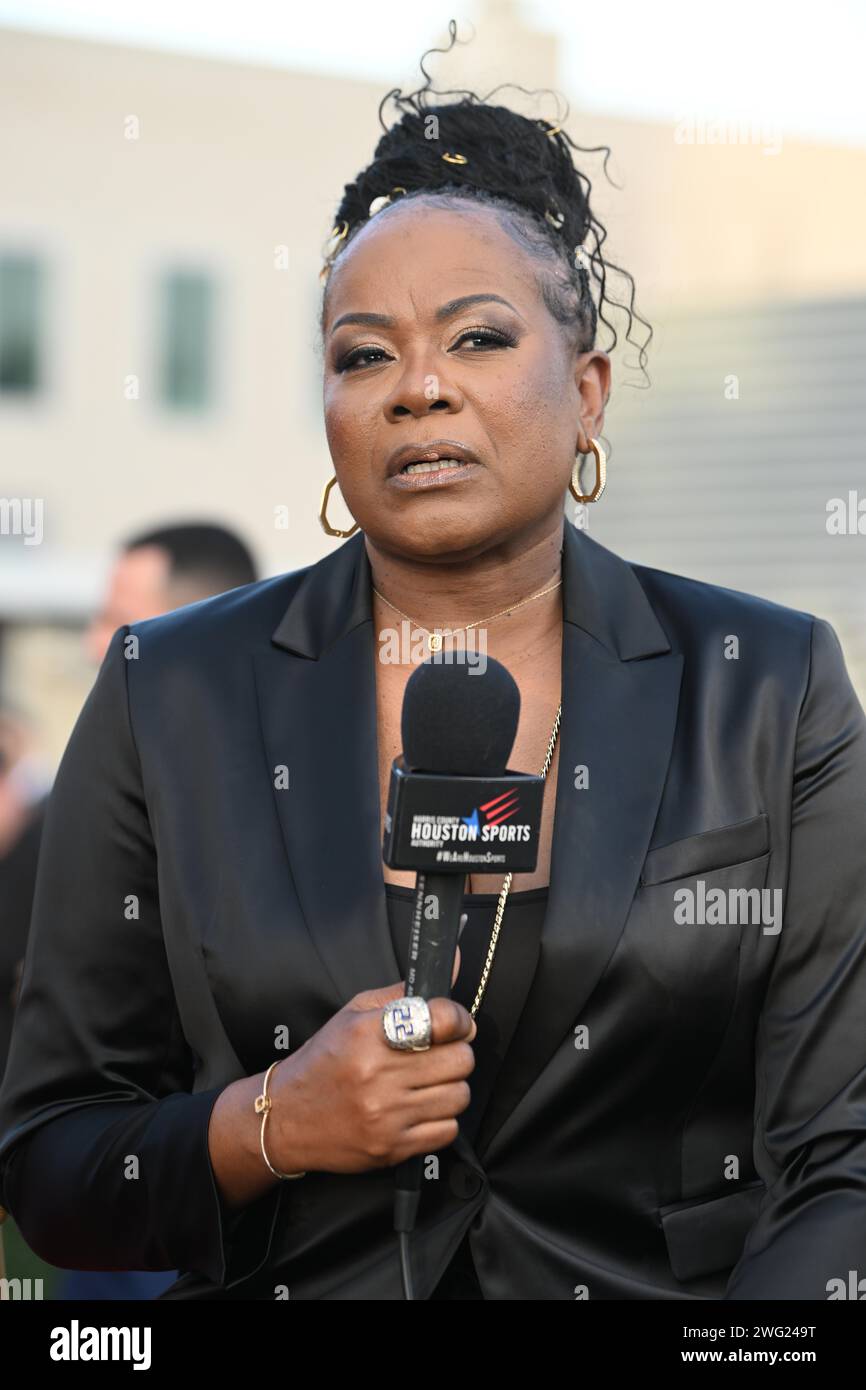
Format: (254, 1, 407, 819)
(319, 22, 652, 395)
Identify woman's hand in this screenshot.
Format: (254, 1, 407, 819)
(268, 944, 476, 1174)
(208, 946, 473, 1207)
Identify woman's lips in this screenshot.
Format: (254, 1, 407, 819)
(386, 461, 483, 491)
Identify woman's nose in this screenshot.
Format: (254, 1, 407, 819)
(383, 360, 463, 420)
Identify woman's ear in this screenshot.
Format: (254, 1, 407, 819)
(574, 350, 611, 451)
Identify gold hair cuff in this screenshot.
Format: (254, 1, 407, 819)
(254, 1060, 306, 1180)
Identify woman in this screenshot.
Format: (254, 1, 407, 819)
(2, 50, 866, 1302)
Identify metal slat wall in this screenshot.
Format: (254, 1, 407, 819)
(587, 294, 866, 704)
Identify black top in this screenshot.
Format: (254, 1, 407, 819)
(386, 882, 548, 1299)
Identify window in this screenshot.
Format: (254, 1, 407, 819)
(158, 269, 215, 410)
(0, 255, 43, 394)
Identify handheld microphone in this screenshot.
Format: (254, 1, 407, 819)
(382, 656, 545, 1297)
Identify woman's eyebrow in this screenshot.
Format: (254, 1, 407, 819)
(329, 293, 526, 334)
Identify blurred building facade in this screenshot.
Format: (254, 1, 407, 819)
(1, 10, 865, 762)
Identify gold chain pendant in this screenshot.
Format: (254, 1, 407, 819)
(427, 631, 444, 653)
(470, 702, 562, 1016)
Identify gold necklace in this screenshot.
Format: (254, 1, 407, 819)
(372, 573, 563, 1014)
(372, 576, 563, 656)
(469, 701, 561, 1016)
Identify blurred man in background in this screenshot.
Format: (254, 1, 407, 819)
(86, 522, 258, 665)
(2, 520, 258, 1299)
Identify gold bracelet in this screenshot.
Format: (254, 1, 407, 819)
(254, 1059, 306, 1180)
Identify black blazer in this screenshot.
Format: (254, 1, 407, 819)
(2, 521, 865, 1300)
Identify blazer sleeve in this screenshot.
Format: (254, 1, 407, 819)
(0, 625, 281, 1288)
(725, 616, 866, 1299)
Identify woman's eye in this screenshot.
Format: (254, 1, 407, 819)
(453, 327, 517, 351)
(337, 346, 390, 372)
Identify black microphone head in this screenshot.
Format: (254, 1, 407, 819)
(400, 656, 521, 776)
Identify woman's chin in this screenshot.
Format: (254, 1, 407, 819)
(372, 525, 491, 563)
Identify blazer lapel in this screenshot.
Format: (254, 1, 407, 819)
(252, 531, 402, 1012)
(474, 525, 684, 1160)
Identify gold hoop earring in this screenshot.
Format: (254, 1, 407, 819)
(319, 474, 360, 538)
(569, 437, 607, 505)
